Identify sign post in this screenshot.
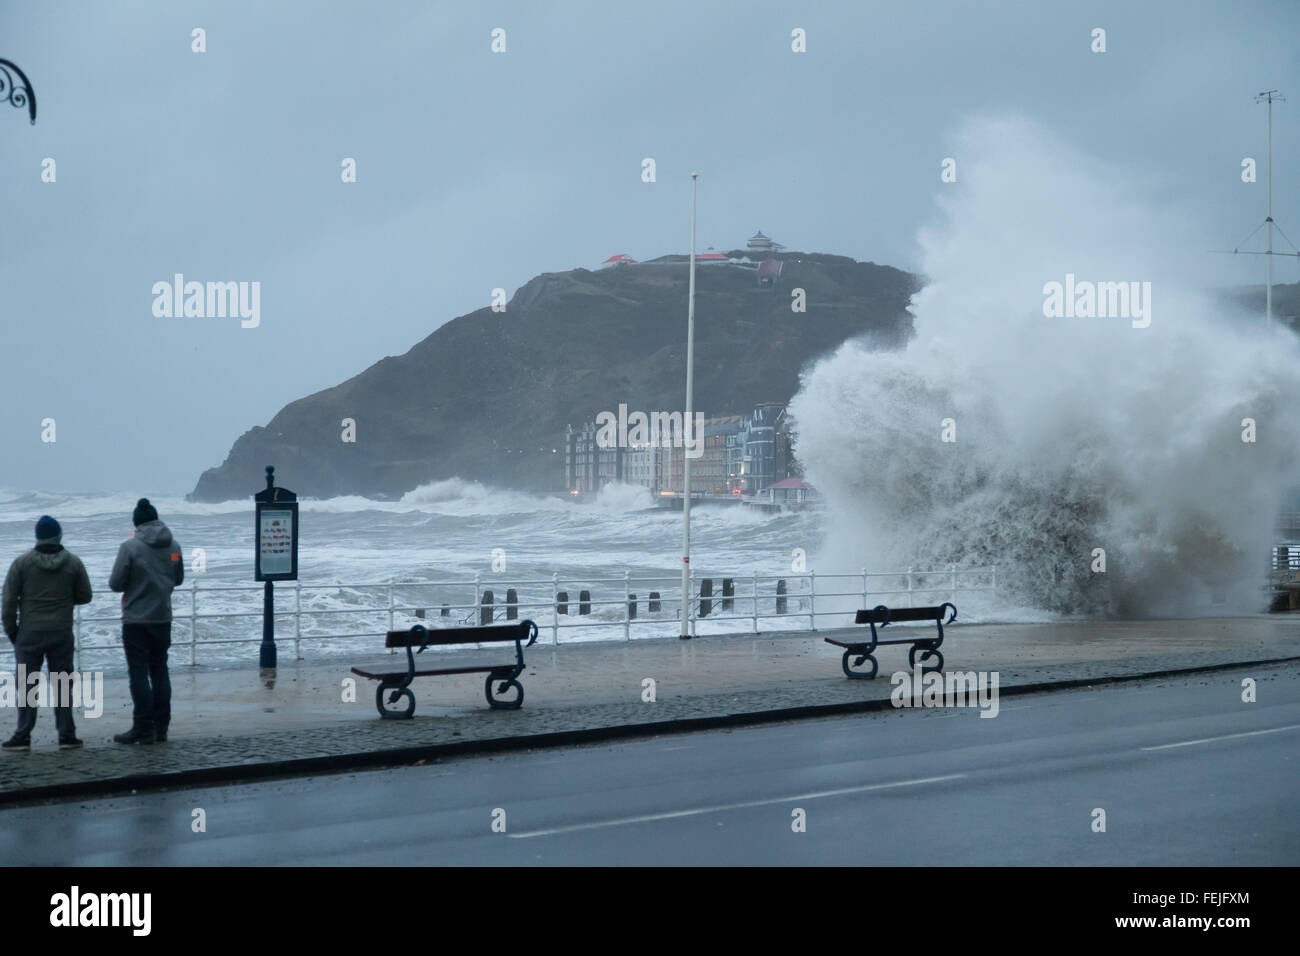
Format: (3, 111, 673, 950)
(254, 465, 298, 688)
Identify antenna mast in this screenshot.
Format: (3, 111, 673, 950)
(1215, 92, 1299, 324)
(1257, 89, 1284, 326)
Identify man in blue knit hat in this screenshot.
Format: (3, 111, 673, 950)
(109, 498, 183, 744)
(1, 515, 93, 751)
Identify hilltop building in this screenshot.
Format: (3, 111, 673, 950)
(746, 231, 787, 255)
(599, 234, 787, 270)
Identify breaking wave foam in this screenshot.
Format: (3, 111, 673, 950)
(791, 116, 1300, 617)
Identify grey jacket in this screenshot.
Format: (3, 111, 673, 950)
(109, 520, 184, 624)
(2, 545, 93, 638)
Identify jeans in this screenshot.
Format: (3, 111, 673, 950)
(122, 622, 171, 736)
(13, 629, 77, 739)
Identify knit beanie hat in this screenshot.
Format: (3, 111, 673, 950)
(35, 515, 62, 543)
(132, 498, 159, 526)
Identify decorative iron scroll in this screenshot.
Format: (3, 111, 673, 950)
(0, 58, 36, 124)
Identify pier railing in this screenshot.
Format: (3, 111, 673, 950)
(70, 566, 999, 669)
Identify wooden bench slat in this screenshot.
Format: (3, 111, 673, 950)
(384, 623, 531, 648)
(351, 664, 514, 680)
(824, 637, 936, 650)
(855, 605, 953, 624)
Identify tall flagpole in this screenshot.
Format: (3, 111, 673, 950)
(680, 173, 698, 639)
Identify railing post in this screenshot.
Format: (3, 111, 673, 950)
(689, 567, 697, 638)
(624, 569, 631, 641)
(907, 566, 914, 607)
(950, 563, 957, 604)
(190, 580, 198, 667)
(387, 584, 395, 633)
(991, 565, 997, 592)
(809, 569, 816, 631)
(294, 580, 302, 661)
(552, 572, 560, 645)
(74, 604, 82, 673)
(752, 570, 759, 633)
(862, 567, 868, 610)
(473, 572, 481, 627)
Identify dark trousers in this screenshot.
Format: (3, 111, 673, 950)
(13, 629, 77, 739)
(122, 622, 171, 735)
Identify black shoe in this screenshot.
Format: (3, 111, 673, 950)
(155, 725, 168, 743)
(113, 729, 156, 745)
(58, 736, 83, 750)
(1, 735, 30, 752)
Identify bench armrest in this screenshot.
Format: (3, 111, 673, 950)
(410, 623, 431, 653)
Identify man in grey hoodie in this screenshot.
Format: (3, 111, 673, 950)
(2, 515, 93, 751)
(108, 498, 183, 745)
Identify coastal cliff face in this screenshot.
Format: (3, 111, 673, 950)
(190, 252, 920, 501)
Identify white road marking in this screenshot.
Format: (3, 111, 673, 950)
(506, 773, 964, 839)
(1141, 723, 1300, 751)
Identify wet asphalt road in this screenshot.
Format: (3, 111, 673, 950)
(2, 664, 1297, 865)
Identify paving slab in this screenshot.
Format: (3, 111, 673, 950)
(2, 616, 1299, 803)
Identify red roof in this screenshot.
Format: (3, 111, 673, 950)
(602, 254, 637, 264)
(695, 252, 728, 260)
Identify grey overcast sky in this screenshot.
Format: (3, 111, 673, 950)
(1, 0, 1297, 496)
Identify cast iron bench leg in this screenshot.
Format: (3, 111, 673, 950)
(484, 669, 524, 709)
(841, 646, 878, 680)
(908, 642, 944, 675)
(377, 678, 416, 719)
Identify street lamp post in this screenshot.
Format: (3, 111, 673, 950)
(680, 173, 698, 639)
(0, 58, 37, 125)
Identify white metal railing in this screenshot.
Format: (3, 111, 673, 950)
(69, 566, 999, 669)
(1272, 544, 1300, 571)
